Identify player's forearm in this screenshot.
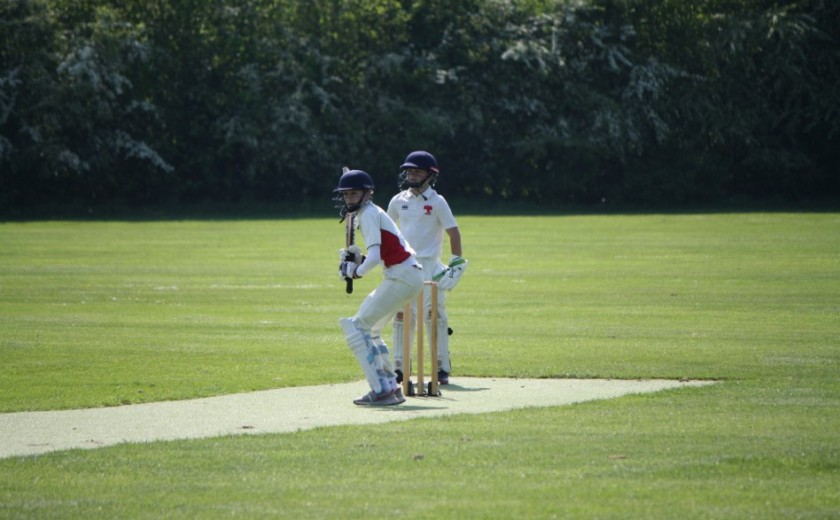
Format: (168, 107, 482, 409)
(446, 227, 462, 257)
(355, 245, 380, 277)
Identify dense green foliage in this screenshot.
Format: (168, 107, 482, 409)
(2, 0, 838, 213)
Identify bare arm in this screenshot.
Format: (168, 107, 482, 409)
(446, 227, 462, 257)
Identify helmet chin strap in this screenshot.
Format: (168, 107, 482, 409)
(412, 184, 429, 201)
(338, 191, 372, 220)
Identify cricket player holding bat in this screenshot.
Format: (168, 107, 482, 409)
(335, 169, 424, 406)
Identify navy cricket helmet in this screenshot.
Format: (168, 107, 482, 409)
(334, 169, 375, 193)
(400, 151, 439, 173)
(399, 151, 439, 190)
(334, 169, 375, 219)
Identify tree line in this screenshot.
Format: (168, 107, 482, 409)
(2, 0, 838, 214)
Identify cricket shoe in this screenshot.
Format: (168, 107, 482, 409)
(437, 370, 450, 385)
(353, 389, 401, 406)
(394, 387, 406, 404)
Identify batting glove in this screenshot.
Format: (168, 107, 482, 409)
(339, 261, 359, 280)
(339, 245, 364, 264)
(434, 255, 468, 291)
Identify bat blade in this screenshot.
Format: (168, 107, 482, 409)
(342, 165, 354, 294)
(345, 212, 354, 294)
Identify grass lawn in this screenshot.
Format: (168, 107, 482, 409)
(0, 213, 838, 518)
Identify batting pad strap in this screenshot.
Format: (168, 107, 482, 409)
(339, 318, 382, 393)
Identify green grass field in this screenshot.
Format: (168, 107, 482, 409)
(1, 213, 838, 518)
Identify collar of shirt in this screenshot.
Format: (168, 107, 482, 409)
(411, 187, 434, 200)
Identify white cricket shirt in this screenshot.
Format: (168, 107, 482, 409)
(387, 188, 458, 261)
(354, 202, 416, 277)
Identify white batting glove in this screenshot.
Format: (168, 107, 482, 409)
(434, 255, 468, 291)
(338, 245, 364, 264)
(339, 261, 358, 281)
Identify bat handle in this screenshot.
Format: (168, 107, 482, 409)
(343, 249, 354, 294)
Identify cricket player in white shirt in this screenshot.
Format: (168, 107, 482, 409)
(336, 169, 424, 406)
(387, 151, 468, 385)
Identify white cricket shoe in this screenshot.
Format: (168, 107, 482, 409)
(353, 389, 401, 406)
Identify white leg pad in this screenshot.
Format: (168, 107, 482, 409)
(375, 341, 395, 374)
(370, 335, 399, 391)
(340, 318, 382, 393)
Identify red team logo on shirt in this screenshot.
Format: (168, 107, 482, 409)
(424, 204, 433, 215)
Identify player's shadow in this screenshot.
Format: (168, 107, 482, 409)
(403, 382, 491, 394)
(436, 383, 490, 393)
(373, 384, 491, 411)
(383, 403, 443, 411)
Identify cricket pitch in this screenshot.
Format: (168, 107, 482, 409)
(0, 377, 713, 459)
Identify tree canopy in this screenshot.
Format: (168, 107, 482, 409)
(2, 0, 838, 213)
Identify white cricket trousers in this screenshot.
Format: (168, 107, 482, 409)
(353, 262, 424, 336)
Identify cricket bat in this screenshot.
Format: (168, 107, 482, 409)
(342, 166, 354, 294)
